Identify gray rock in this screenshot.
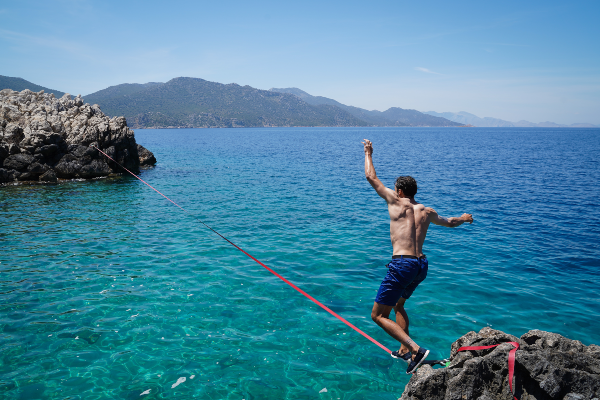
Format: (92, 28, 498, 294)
(78, 158, 112, 178)
(0, 168, 9, 183)
(400, 327, 600, 400)
(2, 123, 24, 145)
(35, 144, 59, 156)
(17, 172, 36, 181)
(0, 143, 8, 162)
(3, 154, 34, 171)
(54, 156, 83, 178)
(39, 169, 57, 182)
(137, 144, 156, 167)
(0, 88, 157, 184)
(27, 162, 48, 175)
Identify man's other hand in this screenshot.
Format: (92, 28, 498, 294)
(462, 214, 474, 224)
(362, 139, 373, 155)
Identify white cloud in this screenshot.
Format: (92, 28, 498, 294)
(415, 67, 443, 75)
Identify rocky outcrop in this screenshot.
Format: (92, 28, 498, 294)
(0, 88, 156, 184)
(401, 327, 600, 400)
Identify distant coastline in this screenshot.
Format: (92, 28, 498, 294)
(424, 110, 599, 128)
(1, 74, 597, 129)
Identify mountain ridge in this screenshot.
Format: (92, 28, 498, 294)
(0, 75, 65, 98)
(269, 87, 462, 127)
(3, 75, 595, 128)
(424, 110, 599, 128)
(83, 77, 368, 128)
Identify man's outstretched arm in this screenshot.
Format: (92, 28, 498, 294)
(362, 139, 396, 203)
(428, 208, 473, 227)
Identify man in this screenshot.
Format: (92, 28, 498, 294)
(362, 139, 473, 374)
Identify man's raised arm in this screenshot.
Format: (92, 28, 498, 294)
(362, 139, 397, 203)
(428, 208, 474, 227)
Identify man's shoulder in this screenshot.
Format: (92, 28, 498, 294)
(411, 201, 430, 211)
(417, 204, 436, 216)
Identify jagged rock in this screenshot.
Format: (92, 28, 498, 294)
(39, 169, 57, 182)
(2, 123, 24, 144)
(400, 327, 600, 400)
(3, 153, 34, 171)
(0, 168, 9, 183)
(138, 144, 156, 167)
(0, 143, 8, 162)
(0, 88, 157, 184)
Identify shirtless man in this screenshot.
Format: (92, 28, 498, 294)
(362, 139, 473, 374)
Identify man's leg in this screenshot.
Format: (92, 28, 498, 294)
(371, 301, 419, 355)
(394, 298, 410, 356)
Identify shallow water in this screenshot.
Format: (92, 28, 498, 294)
(1, 127, 599, 399)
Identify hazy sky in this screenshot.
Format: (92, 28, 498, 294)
(1, 0, 599, 124)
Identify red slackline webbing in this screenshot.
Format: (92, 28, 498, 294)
(457, 342, 520, 400)
(92, 146, 392, 355)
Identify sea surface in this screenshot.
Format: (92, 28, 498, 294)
(1, 127, 599, 399)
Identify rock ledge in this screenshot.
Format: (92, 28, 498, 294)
(0, 89, 155, 184)
(401, 327, 600, 400)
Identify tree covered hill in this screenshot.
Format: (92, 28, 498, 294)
(270, 87, 463, 127)
(84, 82, 163, 104)
(83, 78, 367, 128)
(0, 75, 465, 128)
(0, 75, 65, 98)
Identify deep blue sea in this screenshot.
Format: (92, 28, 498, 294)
(1, 127, 599, 399)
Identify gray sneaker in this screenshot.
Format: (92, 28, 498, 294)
(406, 347, 430, 374)
(391, 350, 412, 361)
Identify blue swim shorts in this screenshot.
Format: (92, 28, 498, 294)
(374, 257, 428, 306)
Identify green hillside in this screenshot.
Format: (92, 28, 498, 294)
(380, 107, 462, 127)
(84, 82, 163, 105)
(84, 78, 368, 128)
(0, 75, 65, 98)
(0, 75, 464, 128)
(270, 87, 463, 127)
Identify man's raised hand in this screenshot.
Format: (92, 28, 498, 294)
(462, 214, 474, 224)
(362, 139, 373, 155)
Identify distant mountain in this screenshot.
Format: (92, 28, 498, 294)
(424, 111, 599, 128)
(5, 75, 595, 129)
(84, 82, 163, 105)
(270, 87, 462, 127)
(0, 75, 65, 98)
(83, 78, 367, 128)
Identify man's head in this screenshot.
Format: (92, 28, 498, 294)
(395, 176, 417, 198)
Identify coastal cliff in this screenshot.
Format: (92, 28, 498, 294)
(0, 89, 155, 184)
(401, 327, 600, 400)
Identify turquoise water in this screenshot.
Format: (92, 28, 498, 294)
(1, 127, 599, 399)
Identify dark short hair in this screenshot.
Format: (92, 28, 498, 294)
(395, 176, 417, 197)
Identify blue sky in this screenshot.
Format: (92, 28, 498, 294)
(1, 0, 599, 124)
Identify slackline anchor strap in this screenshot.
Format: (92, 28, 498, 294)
(92, 145, 392, 355)
(457, 342, 520, 400)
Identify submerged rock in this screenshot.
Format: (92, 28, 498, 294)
(0, 88, 156, 184)
(401, 327, 600, 400)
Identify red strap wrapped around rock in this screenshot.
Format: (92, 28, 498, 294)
(457, 342, 520, 400)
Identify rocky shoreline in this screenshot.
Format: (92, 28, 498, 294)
(401, 327, 600, 400)
(0, 89, 155, 185)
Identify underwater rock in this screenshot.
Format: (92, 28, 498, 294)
(401, 327, 600, 400)
(0, 88, 156, 184)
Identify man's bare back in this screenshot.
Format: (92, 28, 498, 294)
(363, 139, 473, 256)
(362, 138, 473, 374)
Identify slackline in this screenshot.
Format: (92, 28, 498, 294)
(92, 145, 392, 355)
